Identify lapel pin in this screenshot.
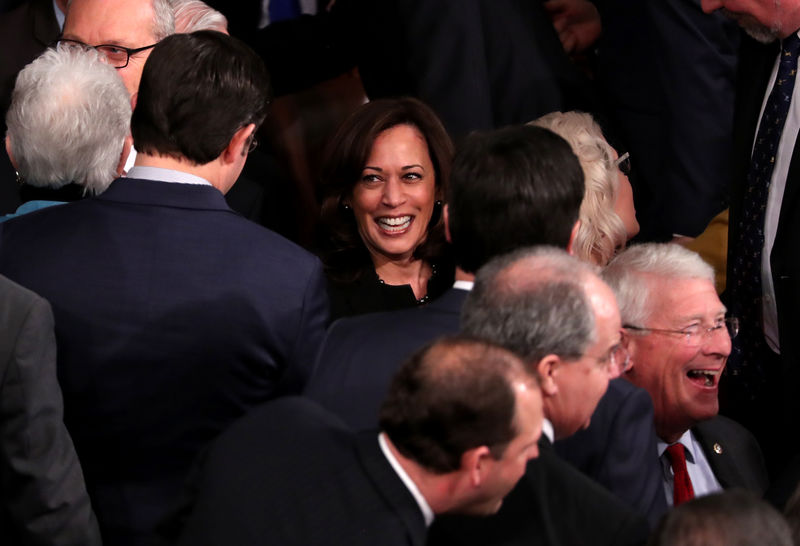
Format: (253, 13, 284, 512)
(713, 443, 723, 454)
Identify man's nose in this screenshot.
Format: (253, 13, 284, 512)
(700, 0, 723, 14)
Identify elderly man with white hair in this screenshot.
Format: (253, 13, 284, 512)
(2, 44, 130, 222)
(604, 243, 769, 507)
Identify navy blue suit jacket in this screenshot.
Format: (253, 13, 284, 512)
(0, 177, 330, 545)
(304, 287, 467, 430)
(554, 378, 668, 528)
(172, 397, 427, 546)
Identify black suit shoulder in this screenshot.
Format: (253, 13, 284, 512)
(693, 415, 769, 494)
(173, 397, 425, 546)
(427, 443, 648, 546)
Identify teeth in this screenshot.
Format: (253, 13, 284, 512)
(377, 216, 411, 231)
(687, 370, 718, 387)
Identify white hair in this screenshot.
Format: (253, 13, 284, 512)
(602, 243, 715, 327)
(172, 0, 228, 33)
(6, 45, 131, 194)
(532, 111, 628, 266)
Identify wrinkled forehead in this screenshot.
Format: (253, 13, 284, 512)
(63, 0, 157, 46)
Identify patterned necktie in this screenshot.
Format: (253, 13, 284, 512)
(728, 33, 800, 388)
(666, 443, 694, 506)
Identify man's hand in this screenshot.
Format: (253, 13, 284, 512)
(544, 0, 602, 54)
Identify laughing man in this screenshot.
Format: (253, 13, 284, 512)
(603, 243, 768, 506)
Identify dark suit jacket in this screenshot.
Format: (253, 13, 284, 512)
(171, 397, 427, 546)
(723, 32, 800, 474)
(427, 439, 649, 546)
(304, 287, 467, 430)
(554, 378, 668, 528)
(0, 275, 100, 546)
(0, 177, 330, 545)
(693, 415, 769, 494)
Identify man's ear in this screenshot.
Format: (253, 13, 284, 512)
(444, 203, 452, 243)
(460, 445, 493, 487)
(222, 123, 255, 164)
(619, 330, 636, 374)
(536, 354, 562, 397)
(566, 219, 581, 255)
(5, 136, 17, 170)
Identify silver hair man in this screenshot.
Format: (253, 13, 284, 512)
(172, 0, 228, 33)
(462, 245, 624, 440)
(602, 243, 715, 328)
(463, 246, 599, 365)
(5, 45, 131, 194)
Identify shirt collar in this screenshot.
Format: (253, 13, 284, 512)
(126, 166, 212, 187)
(378, 433, 435, 527)
(657, 429, 697, 464)
(452, 280, 474, 291)
(541, 418, 555, 443)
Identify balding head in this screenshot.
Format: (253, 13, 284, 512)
(63, 0, 174, 95)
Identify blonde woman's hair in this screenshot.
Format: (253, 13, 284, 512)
(531, 111, 627, 265)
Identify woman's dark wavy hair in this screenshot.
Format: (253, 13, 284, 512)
(318, 97, 454, 283)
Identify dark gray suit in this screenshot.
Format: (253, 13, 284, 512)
(0, 274, 100, 546)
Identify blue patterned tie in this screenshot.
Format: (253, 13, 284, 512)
(728, 33, 800, 390)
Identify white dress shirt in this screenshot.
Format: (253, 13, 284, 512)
(657, 430, 722, 506)
(756, 30, 800, 353)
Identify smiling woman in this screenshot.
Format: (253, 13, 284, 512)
(318, 98, 455, 319)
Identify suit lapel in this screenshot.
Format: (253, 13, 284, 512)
(355, 433, 428, 546)
(692, 420, 742, 489)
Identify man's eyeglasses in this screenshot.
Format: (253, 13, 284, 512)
(614, 152, 631, 176)
(54, 38, 159, 69)
(248, 135, 259, 153)
(623, 317, 739, 348)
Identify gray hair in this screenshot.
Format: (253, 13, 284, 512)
(462, 246, 600, 366)
(172, 0, 228, 33)
(532, 111, 627, 265)
(66, 0, 174, 40)
(153, 0, 176, 40)
(6, 45, 131, 193)
(602, 243, 715, 327)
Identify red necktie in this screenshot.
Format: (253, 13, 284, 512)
(666, 443, 695, 505)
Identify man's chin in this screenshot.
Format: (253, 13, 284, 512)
(720, 8, 780, 43)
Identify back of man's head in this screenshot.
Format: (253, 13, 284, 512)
(462, 246, 598, 365)
(447, 125, 584, 273)
(379, 336, 532, 473)
(131, 31, 270, 165)
(6, 45, 130, 193)
(649, 490, 792, 546)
